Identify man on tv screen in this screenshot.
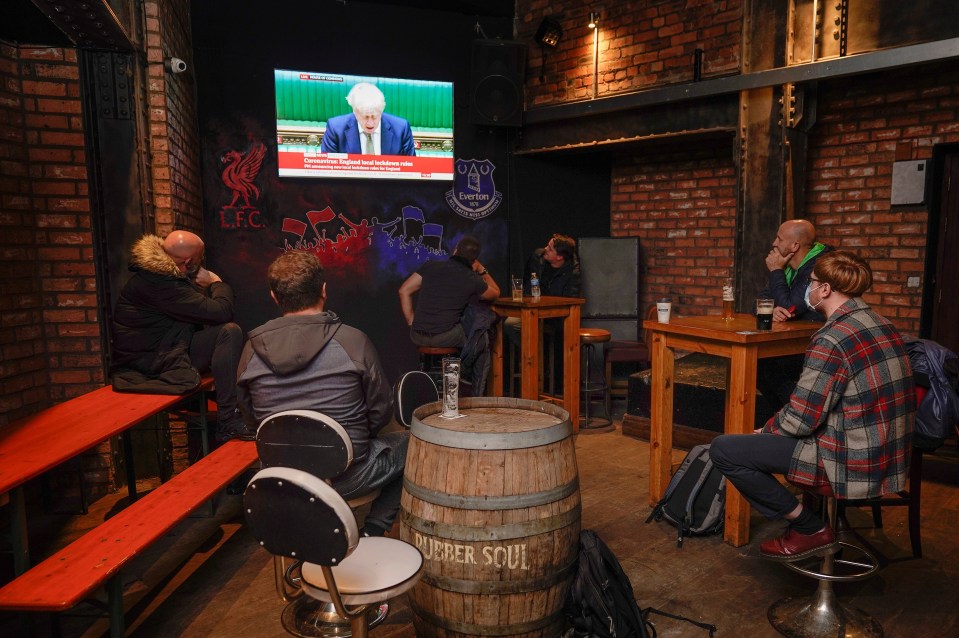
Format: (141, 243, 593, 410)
(320, 82, 416, 156)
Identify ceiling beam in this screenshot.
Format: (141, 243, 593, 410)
(525, 37, 959, 125)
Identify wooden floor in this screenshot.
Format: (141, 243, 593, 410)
(3, 404, 959, 637)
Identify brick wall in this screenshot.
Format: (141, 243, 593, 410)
(0, 44, 101, 427)
(805, 61, 959, 334)
(611, 147, 738, 317)
(518, 0, 742, 107)
(145, 0, 203, 235)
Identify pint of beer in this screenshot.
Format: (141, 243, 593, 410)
(722, 278, 735, 319)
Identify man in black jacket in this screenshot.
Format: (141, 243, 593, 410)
(757, 220, 832, 411)
(524, 233, 582, 298)
(111, 230, 254, 441)
(505, 234, 582, 345)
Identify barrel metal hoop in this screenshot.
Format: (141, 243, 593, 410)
(412, 603, 563, 636)
(403, 477, 579, 510)
(402, 504, 581, 541)
(411, 419, 572, 449)
(420, 556, 576, 595)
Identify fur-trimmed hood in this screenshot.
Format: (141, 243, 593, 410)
(129, 234, 184, 278)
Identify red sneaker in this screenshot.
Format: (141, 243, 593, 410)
(760, 526, 838, 562)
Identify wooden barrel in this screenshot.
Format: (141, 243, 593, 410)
(400, 397, 580, 638)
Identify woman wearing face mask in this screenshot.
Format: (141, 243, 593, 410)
(710, 251, 915, 561)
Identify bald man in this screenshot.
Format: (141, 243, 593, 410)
(757, 220, 833, 411)
(762, 220, 832, 322)
(111, 230, 255, 441)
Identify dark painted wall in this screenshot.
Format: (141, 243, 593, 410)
(191, 1, 611, 381)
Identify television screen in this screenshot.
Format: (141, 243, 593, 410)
(275, 69, 454, 181)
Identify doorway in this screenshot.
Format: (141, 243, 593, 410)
(925, 146, 959, 354)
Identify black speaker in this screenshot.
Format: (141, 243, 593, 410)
(470, 39, 526, 127)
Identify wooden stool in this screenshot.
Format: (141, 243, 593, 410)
(603, 305, 656, 404)
(767, 484, 882, 638)
(579, 328, 612, 431)
(417, 346, 459, 387)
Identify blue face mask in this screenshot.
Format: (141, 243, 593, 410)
(804, 281, 826, 311)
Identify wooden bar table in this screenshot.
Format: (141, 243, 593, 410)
(489, 296, 585, 429)
(642, 313, 822, 546)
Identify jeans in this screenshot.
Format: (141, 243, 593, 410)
(709, 433, 801, 519)
(410, 324, 465, 348)
(333, 430, 410, 532)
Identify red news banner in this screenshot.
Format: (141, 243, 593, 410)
(278, 150, 453, 179)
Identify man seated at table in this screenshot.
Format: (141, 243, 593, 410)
(503, 233, 583, 394)
(710, 251, 914, 560)
(758, 219, 833, 411)
(237, 250, 403, 537)
(505, 233, 582, 346)
(398, 235, 499, 348)
(111, 230, 255, 442)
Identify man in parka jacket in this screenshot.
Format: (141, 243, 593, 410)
(111, 230, 254, 441)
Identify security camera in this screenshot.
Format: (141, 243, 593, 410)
(165, 57, 187, 74)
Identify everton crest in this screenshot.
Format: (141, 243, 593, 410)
(445, 158, 502, 220)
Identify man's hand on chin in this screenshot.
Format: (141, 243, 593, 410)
(193, 267, 222, 288)
(765, 249, 793, 272)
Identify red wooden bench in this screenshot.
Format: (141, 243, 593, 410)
(0, 439, 259, 637)
(0, 379, 215, 576)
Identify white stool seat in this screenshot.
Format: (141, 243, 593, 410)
(301, 537, 423, 605)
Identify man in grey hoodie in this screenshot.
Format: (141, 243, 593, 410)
(237, 250, 404, 536)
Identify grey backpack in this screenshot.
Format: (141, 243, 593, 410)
(646, 444, 726, 547)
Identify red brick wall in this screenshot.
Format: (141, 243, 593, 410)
(0, 44, 101, 426)
(145, 0, 203, 235)
(611, 148, 738, 317)
(519, 0, 742, 106)
(805, 61, 959, 334)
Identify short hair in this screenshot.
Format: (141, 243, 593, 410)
(268, 251, 326, 313)
(551, 234, 577, 262)
(813, 250, 873, 297)
(346, 83, 386, 115)
(454, 236, 481, 263)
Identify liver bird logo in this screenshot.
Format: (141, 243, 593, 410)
(221, 143, 266, 207)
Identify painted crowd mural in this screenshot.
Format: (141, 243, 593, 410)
(205, 139, 508, 378)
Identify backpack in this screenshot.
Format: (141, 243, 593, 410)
(645, 444, 726, 547)
(565, 530, 718, 638)
(565, 529, 653, 638)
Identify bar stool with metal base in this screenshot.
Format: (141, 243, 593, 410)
(256, 410, 388, 638)
(579, 328, 613, 431)
(767, 483, 883, 638)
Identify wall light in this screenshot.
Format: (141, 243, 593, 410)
(588, 11, 599, 29)
(535, 16, 563, 48)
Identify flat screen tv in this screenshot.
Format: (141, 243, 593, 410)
(275, 69, 454, 181)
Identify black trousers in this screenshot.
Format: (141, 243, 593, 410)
(709, 433, 801, 520)
(756, 355, 804, 412)
(189, 322, 243, 426)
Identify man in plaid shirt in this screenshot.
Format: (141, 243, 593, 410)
(711, 251, 915, 561)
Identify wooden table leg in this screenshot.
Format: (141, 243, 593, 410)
(519, 308, 539, 401)
(563, 305, 582, 430)
(648, 332, 674, 506)
(490, 314, 505, 397)
(723, 344, 759, 546)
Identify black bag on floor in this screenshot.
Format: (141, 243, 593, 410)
(565, 529, 653, 638)
(645, 444, 726, 547)
(565, 530, 718, 637)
